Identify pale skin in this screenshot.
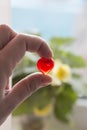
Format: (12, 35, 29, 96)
(0, 24, 53, 125)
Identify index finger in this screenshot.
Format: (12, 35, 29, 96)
(1, 34, 53, 77)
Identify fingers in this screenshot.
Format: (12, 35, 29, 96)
(1, 34, 53, 77)
(0, 24, 17, 49)
(0, 73, 52, 122)
(0, 24, 16, 97)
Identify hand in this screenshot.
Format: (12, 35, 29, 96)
(0, 24, 53, 125)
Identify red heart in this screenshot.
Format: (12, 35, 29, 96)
(37, 57, 54, 74)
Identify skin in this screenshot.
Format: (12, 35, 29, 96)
(0, 24, 53, 125)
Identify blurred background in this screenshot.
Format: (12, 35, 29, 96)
(11, 0, 87, 130)
(1, 0, 87, 130)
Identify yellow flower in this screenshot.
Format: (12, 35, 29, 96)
(33, 104, 52, 117)
(56, 64, 71, 81)
(51, 60, 71, 85)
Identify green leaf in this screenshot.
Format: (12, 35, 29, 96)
(52, 49, 87, 68)
(50, 37, 74, 47)
(13, 86, 52, 116)
(49, 37, 86, 68)
(54, 83, 77, 123)
(62, 51, 87, 68)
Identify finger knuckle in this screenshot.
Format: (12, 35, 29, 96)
(17, 34, 24, 41)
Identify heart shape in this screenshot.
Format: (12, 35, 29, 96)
(37, 57, 54, 74)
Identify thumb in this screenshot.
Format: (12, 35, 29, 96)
(1, 73, 52, 119)
(11, 73, 52, 100)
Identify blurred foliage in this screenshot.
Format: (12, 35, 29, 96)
(50, 37, 74, 47)
(12, 35, 87, 123)
(54, 83, 77, 122)
(50, 37, 86, 68)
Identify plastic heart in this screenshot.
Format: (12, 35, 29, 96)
(37, 57, 54, 74)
